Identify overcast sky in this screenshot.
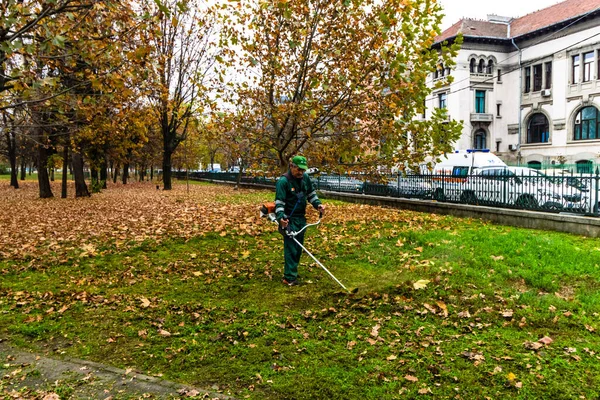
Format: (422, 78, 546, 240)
(439, 0, 566, 30)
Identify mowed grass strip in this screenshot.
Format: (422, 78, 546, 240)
(1, 182, 600, 399)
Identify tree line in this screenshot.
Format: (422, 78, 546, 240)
(0, 0, 463, 198)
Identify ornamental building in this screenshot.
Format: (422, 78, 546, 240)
(429, 0, 600, 172)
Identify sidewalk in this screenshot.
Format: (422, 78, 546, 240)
(0, 341, 233, 399)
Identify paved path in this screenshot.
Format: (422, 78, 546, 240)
(0, 341, 234, 399)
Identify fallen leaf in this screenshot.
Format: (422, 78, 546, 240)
(386, 354, 397, 361)
(538, 336, 553, 345)
(370, 324, 380, 338)
(413, 279, 430, 290)
(524, 341, 543, 350)
(404, 375, 418, 382)
(140, 297, 151, 308)
(158, 329, 171, 337)
(436, 301, 448, 317)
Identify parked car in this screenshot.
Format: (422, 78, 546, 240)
(313, 174, 363, 193)
(386, 173, 433, 199)
(454, 166, 589, 212)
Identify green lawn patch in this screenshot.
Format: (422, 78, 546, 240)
(1, 185, 600, 399)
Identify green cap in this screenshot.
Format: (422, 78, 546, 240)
(291, 155, 308, 170)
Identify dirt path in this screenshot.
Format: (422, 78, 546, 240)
(0, 341, 233, 399)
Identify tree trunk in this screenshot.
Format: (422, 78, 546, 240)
(5, 130, 18, 189)
(100, 156, 108, 189)
(20, 157, 26, 180)
(36, 140, 53, 198)
(150, 167, 154, 181)
(163, 150, 173, 190)
(50, 167, 55, 181)
(122, 162, 129, 184)
(72, 152, 90, 197)
(91, 167, 98, 187)
(61, 143, 68, 198)
(139, 163, 146, 182)
(113, 162, 119, 184)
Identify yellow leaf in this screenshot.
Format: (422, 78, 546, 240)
(413, 279, 430, 290)
(140, 297, 151, 308)
(507, 372, 517, 381)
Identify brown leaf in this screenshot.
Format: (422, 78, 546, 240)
(436, 301, 448, 317)
(538, 336, 553, 345)
(140, 297, 151, 308)
(404, 375, 418, 382)
(370, 324, 380, 338)
(523, 341, 543, 350)
(158, 329, 171, 337)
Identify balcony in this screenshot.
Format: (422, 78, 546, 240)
(470, 113, 493, 123)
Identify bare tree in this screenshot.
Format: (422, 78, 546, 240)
(146, 0, 221, 190)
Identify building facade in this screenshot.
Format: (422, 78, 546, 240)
(429, 0, 600, 172)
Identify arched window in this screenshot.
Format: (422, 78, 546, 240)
(439, 63, 445, 77)
(434, 69, 438, 79)
(470, 59, 476, 73)
(486, 60, 494, 74)
(574, 106, 599, 140)
(527, 161, 542, 170)
(576, 160, 593, 173)
(474, 129, 486, 149)
(527, 113, 550, 143)
(478, 59, 485, 73)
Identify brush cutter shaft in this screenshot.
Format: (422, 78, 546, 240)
(291, 237, 350, 293)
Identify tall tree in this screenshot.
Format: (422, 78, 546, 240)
(146, 0, 221, 190)
(223, 0, 462, 173)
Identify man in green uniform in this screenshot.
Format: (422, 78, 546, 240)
(275, 155, 326, 286)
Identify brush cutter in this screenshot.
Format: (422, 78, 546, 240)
(260, 203, 357, 294)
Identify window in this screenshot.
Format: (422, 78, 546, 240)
(576, 160, 593, 174)
(574, 106, 599, 140)
(496, 104, 501, 117)
(583, 52, 593, 82)
(497, 69, 502, 82)
(438, 93, 447, 109)
(544, 62, 552, 89)
(524, 67, 531, 93)
(527, 161, 542, 170)
(453, 166, 469, 177)
(475, 90, 485, 113)
(598, 50, 600, 81)
(487, 60, 494, 74)
(474, 129, 486, 149)
(572, 55, 580, 83)
(478, 59, 485, 73)
(470, 58, 476, 73)
(527, 113, 549, 143)
(533, 64, 542, 91)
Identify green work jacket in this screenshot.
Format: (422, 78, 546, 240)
(275, 171, 321, 221)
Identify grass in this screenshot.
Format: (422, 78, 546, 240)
(1, 183, 600, 399)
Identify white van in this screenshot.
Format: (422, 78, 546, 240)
(433, 150, 506, 176)
(431, 150, 506, 201)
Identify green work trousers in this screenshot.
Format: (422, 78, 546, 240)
(283, 216, 306, 282)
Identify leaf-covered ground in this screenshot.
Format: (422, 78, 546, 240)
(2, 180, 600, 399)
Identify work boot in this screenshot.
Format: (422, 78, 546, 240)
(282, 278, 298, 286)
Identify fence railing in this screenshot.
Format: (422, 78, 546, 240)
(174, 170, 600, 217)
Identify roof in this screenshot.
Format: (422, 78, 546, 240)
(435, 0, 600, 44)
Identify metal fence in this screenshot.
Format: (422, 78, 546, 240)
(175, 170, 600, 217)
